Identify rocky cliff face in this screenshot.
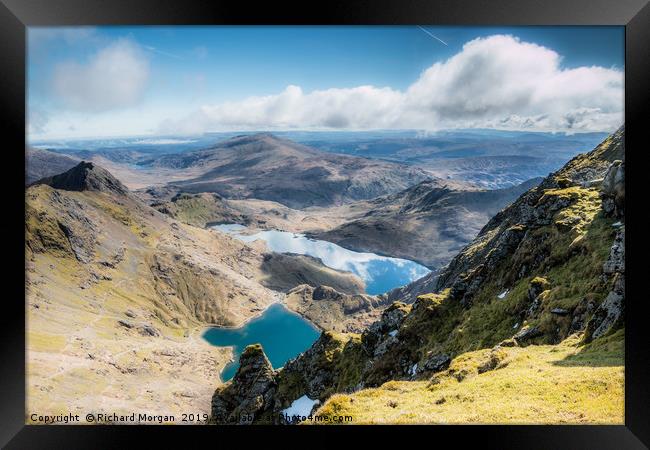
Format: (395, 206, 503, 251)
(210, 126, 626, 424)
(210, 345, 279, 424)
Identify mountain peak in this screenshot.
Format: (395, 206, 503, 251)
(219, 132, 287, 148)
(33, 161, 128, 196)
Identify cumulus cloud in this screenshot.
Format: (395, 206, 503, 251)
(52, 39, 150, 112)
(162, 34, 623, 134)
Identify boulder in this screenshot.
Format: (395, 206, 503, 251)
(513, 325, 542, 343)
(421, 353, 451, 372)
(601, 160, 625, 218)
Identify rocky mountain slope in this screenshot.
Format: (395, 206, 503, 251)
(25, 147, 79, 185)
(210, 126, 625, 425)
(25, 161, 368, 420)
(147, 133, 438, 208)
(313, 177, 541, 269)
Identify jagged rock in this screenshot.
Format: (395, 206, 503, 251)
(117, 320, 133, 329)
(585, 275, 625, 342)
(513, 326, 542, 343)
(33, 161, 129, 196)
(278, 332, 353, 402)
(137, 324, 161, 337)
(601, 160, 624, 218)
(362, 302, 409, 354)
(584, 225, 625, 342)
(211, 344, 278, 424)
(373, 335, 399, 357)
(421, 353, 451, 372)
(603, 228, 624, 275)
(312, 285, 344, 301)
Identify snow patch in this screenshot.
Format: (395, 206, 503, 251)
(497, 289, 509, 299)
(388, 330, 398, 337)
(282, 395, 319, 421)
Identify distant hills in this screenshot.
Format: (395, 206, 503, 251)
(313, 177, 542, 269)
(25, 148, 79, 185)
(148, 133, 437, 208)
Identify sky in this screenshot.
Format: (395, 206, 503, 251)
(27, 26, 624, 141)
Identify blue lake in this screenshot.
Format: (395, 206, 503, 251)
(203, 303, 320, 382)
(212, 224, 430, 295)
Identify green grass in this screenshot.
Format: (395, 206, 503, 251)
(314, 332, 624, 424)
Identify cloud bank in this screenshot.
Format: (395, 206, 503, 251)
(52, 39, 150, 112)
(162, 35, 623, 134)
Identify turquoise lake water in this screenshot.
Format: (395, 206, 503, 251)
(212, 224, 430, 295)
(203, 303, 320, 382)
(205, 224, 431, 381)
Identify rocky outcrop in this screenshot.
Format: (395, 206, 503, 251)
(601, 160, 625, 218)
(210, 332, 369, 424)
(285, 284, 389, 332)
(585, 226, 625, 342)
(583, 156, 624, 342)
(211, 345, 278, 424)
(33, 161, 129, 196)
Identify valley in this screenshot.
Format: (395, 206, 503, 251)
(25, 128, 625, 425)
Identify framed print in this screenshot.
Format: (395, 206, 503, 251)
(1, 0, 648, 447)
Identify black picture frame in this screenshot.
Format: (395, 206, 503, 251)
(2, 0, 648, 448)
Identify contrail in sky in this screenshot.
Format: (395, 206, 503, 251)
(417, 26, 448, 46)
(143, 45, 184, 60)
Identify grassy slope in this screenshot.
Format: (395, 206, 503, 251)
(25, 183, 281, 420)
(298, 132, 625, 424)
(316, 330, 623, 424)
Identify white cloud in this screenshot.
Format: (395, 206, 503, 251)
(161, 34, 623, 134)
(27, 107, 49, 135)
(52, 39, 150, 112)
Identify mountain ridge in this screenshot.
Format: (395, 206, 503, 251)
(145, 133, 447, 208)
(209, 126, 626, 425)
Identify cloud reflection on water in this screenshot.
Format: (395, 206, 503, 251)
(213, 224, 429, 295)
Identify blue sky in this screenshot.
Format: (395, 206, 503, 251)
(27, 26, 624, 140)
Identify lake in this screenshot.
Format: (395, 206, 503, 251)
(212, 224, 430, 295)
(203, 303, 320, 382)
